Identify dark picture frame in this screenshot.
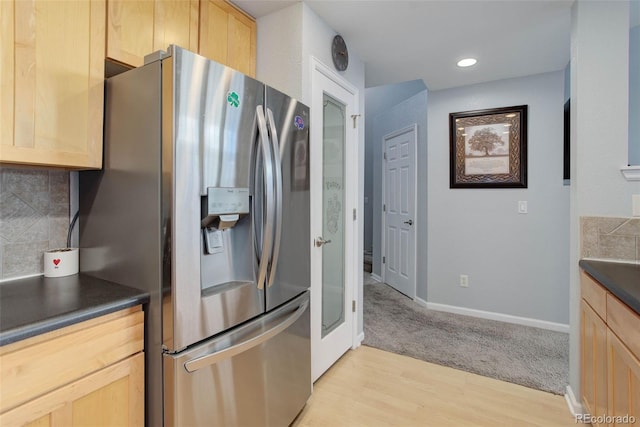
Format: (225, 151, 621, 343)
(449, 105, 528, 188)
(563, 99, 570, 181)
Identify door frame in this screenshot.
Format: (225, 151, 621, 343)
(380, 124, 418, 299)
(309, 56, 360, 381)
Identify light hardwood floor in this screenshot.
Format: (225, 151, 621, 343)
(293, 346, 576, 427)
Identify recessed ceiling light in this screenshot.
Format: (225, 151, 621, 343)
(457, 58, 477, 68)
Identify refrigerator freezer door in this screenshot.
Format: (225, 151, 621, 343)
(164, 291, 311, 427)
(264, 87, 311, 311)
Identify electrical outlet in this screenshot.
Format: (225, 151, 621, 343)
(459, 274, 469, 287)
(633, 195, 640, 217)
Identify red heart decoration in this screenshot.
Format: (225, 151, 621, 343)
(53, 259, 61, 266)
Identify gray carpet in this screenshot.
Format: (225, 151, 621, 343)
(363, 281, 569, 395)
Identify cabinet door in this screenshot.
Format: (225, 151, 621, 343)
(107, 0, 154, 67)
(0, 0, 105, 169)
(581, 300, 608, 426)
(0, 1, 14, 153)
(107, 0, 199, 68)
(153, 0, 199, 54)
(0, 353, 144, 427)
(199, 0, 256, 77)
(607, 330, 640, 425)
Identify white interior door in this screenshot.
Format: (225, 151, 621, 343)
(310, 59, 358, 382)
(383, 125, 417, 298)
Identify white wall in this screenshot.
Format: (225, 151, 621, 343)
(255, 3, 303, 100)
(630, 23, 640, 165)
(371, 91, 429, 300)
(572, 2, 635, 218)
(300, 4, 365, 108)
(568, 0, 640, 397)
(427, 71, 570, 325)
(255, 3, 365, 107)
(255, 3, 367, 336)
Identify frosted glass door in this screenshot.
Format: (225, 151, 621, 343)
(321, 94, 346, 338)
(310, 59, 357, 382)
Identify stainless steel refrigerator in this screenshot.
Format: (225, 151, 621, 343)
(80, 46, 311, 427)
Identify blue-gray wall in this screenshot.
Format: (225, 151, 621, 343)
(367, 72, 570, 324)
(427, 71, 570, 324)
(370, 91, 429, 300)
(564, 62, 571, 102)
(364, 80, 426, 253)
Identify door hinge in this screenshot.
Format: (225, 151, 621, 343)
(352, 300, 356, 312)
(353, 208, 357, 220)
(383, 152, 387, 161)
(383, 256, 386, 264)
(383, 204, 386, 212)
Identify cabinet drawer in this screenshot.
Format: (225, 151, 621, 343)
(607, 294, 640, 361)
(0, 307, 143, 413)
(581, 271, 608, 320)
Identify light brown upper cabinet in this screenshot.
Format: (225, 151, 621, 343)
(0, 0, 105, 169)
(107, 0, 199, 68)
(199, 0, 256, 77)
(0, 0, 255, 169)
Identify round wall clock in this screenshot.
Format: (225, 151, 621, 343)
(331, 35, 349, 71)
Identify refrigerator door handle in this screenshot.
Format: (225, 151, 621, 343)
(183, 298, 309, 373)
(265, 108, 283, 288)
(255, 105, 275, 290)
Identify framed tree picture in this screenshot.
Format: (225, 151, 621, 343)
(449, 105, 528, 188)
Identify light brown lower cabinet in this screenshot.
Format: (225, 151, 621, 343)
(581, 300, 608, 427)
(1, 353, 143, 427)
(0, 307, 144, 427)
(580, 270, 640, 426)
(607, 320, 640, 425)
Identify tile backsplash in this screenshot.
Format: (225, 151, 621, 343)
(581, 216, 640, 263)
(0, 167, 70, 280)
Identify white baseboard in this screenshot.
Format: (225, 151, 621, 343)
(425, 302, 570, 333)
(369, 273, 382, 283)
(352, 332, 365, 349)
(565, 385, 586, 418)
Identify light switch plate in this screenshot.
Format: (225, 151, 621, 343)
(518, 201, 528, 214)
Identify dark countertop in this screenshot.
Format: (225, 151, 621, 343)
(580, 259, 640, 315)
(0, 274, 149, 346)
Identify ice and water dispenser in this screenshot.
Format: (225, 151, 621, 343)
(200, 187, 254, 292)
